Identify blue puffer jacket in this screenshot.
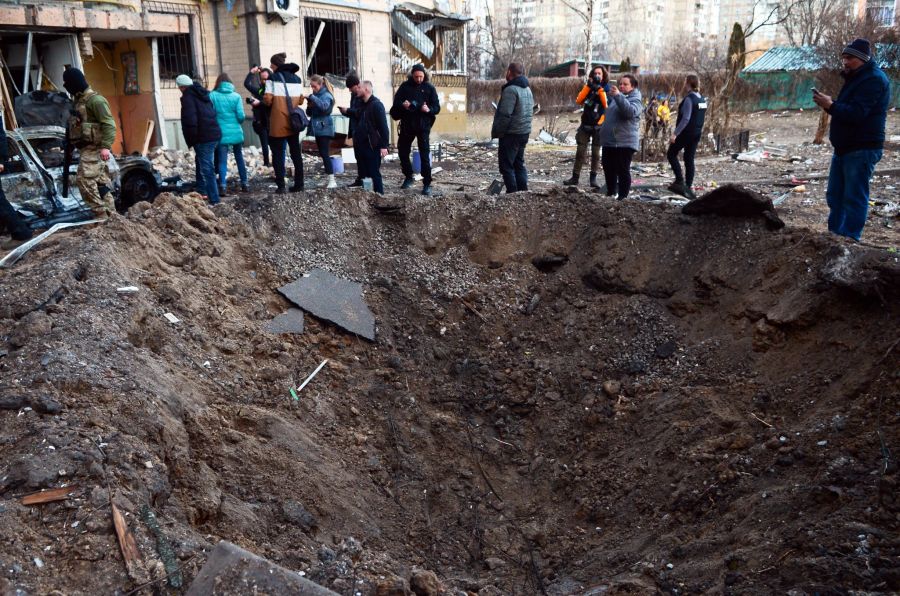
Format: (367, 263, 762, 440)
(210, 81, 245, 145)
(828, 60, 890, 156)
(306, 87, 335, 138)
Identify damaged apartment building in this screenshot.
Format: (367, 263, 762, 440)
(0, 0, 469, 153)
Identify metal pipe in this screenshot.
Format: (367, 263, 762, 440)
(23, 32, 33, 94)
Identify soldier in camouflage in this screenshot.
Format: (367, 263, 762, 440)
(62, 68, 117, 219)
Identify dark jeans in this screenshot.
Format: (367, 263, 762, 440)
(601, 146, 636, 199)
(356, 143, 384, 194)
(315, 136, 334, 174)
(352, 144, 362, 182)
(498, 133, 529, 193)
(399, 130, 432, 185)
(258, 126, 270, 165)
(216, 143, 248, 187)
(0, 185, 32, 240)
(667, 133, 700, 186)
(194, 141, 220, 204)
(826, 148, 882, 241)
(270, 134, 304, 190)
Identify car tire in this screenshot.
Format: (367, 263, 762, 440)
(118, 171, 159, 213)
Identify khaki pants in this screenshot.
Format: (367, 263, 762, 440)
(77, 147, 114, 217)
(573, 126, 602, 176)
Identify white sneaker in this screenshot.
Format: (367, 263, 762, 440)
(326, 175, 337, 189)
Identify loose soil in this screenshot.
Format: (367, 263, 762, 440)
(1, 178, 898, 595)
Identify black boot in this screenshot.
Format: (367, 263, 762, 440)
(589, 173, 600, 189)
(401, 177, 414, 190)
(667, 181, 688, 197)
(563, 173, 579, 186)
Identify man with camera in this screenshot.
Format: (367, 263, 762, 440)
(564, 65, 609, 188)
(390, 64, 440, 196)
(244, 65, 273, 167)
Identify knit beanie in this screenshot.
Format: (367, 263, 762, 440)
(842, 38, 872, 62)
(62, 68, 88, 95)
(411, 63, 426, 74)
(175, 74, 193, 87)
(271, 52, 287, 68)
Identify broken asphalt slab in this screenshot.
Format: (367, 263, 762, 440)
(278, 268, 376, 341)
(264, 308, 305, 334)
(186, 541, 338, 595)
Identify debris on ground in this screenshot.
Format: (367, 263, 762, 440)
(682, 184, 786, 229)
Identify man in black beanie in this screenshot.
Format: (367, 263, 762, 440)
(339, 73, 364, 187)
(63, 67, 117, 218)
(390, 64, 440, 196)
(813, 38, 890, 241)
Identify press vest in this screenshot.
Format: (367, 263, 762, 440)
(676, 93, 707, 138)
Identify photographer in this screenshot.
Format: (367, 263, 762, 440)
(390, 64, 440, 196)
(564, 65, 609, 188)
(244, 66, 272, 167)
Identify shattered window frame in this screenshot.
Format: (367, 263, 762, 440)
(391, 10, 466, 76)
(302, 11, 359, 79)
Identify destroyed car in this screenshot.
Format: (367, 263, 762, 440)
(3, 125, 162, 226)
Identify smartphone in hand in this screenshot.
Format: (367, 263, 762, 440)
(811, 87, 820, 95)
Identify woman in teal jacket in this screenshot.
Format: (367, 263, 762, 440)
(307, 74, 336, 188)
(210, 73, 248, 194)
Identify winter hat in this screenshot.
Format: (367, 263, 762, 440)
(62, 68, 88, 95)
(175, 74, 193, 87)
(411, 63, 426, 74)
(842, 38, 872, 62)
(270, 52, 287, 68)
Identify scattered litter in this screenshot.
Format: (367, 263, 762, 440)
(112, 502, 147, 582)
(817, 440, 828, 446)
(21, 486, 75, 506)
(144, 460, 154, 469)
(0, 220, 103, 269)
(264, 308, 305, 334)
(163, 313, 180, 324)
(538, 130, 556, 144)
(298, 359, 329, 392)
(33, 557, 44, 569)
(278, 269, 375, 340)
(792, 185, 807, 193)
(116, 286, 139, 294)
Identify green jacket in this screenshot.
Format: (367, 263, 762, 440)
(76, 88, 117, 149)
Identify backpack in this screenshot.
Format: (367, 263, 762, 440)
(278, 74, 309, 134)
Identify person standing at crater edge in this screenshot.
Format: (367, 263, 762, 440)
(813, 38, 890, 241)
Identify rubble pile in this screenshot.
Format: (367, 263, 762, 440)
(148, 146, 321, 184)
(0, 185, 897, 594)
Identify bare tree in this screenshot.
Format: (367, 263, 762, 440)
(780, 0, 854, 47)
(466, 0, 556, 78)
(563, 0, 598, 79)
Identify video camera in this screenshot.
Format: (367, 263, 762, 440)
(246, 97, 256, 105)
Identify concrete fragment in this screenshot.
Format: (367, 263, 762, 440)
(186, 541, 337, 596)
(264, 308, 305, 334)
(278, 269, 375, 341)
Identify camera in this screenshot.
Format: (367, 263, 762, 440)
(409, 100, 419, 110)
(245, 97, 256, 105)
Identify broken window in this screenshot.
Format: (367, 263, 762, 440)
(28, 137, 66, 169)
(304, 18, 354, 77)
(391, 8, 467, 74)
(157, 34, 195, 84)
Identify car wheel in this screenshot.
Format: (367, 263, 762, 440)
(118, 171, 159, 213)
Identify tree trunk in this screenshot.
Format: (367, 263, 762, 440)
(813, 111, 829, 144)
(584, 1, 594, 79)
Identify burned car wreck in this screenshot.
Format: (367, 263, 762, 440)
(2, 92, 163, 231)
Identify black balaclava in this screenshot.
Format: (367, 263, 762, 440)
(63, 68, 89, 96)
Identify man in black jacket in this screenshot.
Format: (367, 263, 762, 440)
(0, 115, 33, 249)
(339, 73, 364, 187)
(390, 64, 440, 196)
(350, 81, 390, 195)
(666, 74, 707, 199)
(177, 74, 222, 204)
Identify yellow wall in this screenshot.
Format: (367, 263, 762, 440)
(81, 38, 158, 153)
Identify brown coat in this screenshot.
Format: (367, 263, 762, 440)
(263, 64, 305, 138)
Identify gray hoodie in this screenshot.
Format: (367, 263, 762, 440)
(599, 88, 643, 151)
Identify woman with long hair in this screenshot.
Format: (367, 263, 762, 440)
(307, 74, 337, 188)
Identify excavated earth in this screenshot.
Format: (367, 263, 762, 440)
(0, 187, 898, 595)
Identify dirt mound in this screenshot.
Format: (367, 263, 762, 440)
(0, 189, 897, 595)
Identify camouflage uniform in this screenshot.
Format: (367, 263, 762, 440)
(69, 88, 117, 217)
